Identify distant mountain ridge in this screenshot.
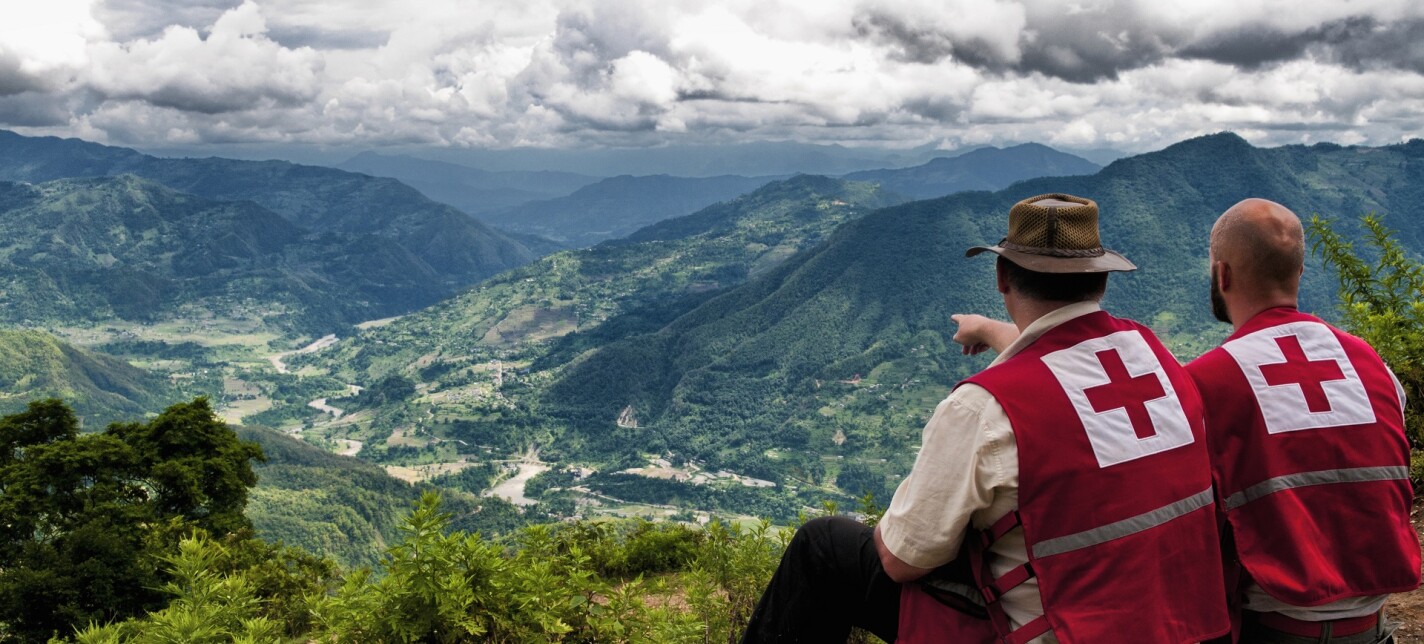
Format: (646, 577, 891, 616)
(484, 174, 784, 247)
(0, 130, 538, 305)
(338, 152, 598, 214)
(341, 144, 1102, 249)
(842, 143, 1101, 199)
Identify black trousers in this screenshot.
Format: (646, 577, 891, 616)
(741, 516, 902, 643)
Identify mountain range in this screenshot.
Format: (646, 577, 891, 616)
(340, 145, 1100, 249)
(0, 174, 509, 330)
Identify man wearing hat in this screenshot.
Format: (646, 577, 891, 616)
(741, 194, 1229, 643)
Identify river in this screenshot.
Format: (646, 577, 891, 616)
(267, 334, 339, 374)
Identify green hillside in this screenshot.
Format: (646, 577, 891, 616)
(0, 175, 469, 330)
(0, 329, 174, 427)
(315, 175, 901, 384)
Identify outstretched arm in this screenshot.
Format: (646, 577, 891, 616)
(950, 314, 1019, 355)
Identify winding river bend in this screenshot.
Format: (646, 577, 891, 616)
(485, 447, 548, 507)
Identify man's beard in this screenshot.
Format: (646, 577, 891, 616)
(1210, 265, 1231, 324)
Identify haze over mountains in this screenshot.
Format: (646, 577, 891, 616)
(843, 143, 1102, 198)
(338, 152, 598, 215)
(341, 144, 1101, 248)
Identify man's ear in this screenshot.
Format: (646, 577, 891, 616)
(995, 259, 1010, 295)
(1216, 261, 1232, 292)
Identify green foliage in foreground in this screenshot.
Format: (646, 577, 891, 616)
(0, 398, 261, 642)
(236, 426, 528, 571)
(74, 492, 790, 643)
(1308, 214, 1424, 476)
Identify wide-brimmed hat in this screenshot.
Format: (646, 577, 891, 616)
(965, 193, 1136, 273)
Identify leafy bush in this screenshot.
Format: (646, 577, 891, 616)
(1308, 214, 1424, 477)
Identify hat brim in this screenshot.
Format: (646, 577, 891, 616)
(965, 245, 1137, 273)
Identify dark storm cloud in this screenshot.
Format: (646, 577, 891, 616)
(0, 93, 72, 126)
(851, 2, 1180, 83)
(852, 10, 1008, 68)
(1177, 17, 1424, 71)
(0, 50, 46, 96)
(1015, 24, 1176, 83)
(851, 4, 1424, 83)
(1318, 18, 1424, 74)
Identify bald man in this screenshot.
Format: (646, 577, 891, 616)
(950, 199, 1419, 642)
(1187, 199, 1418, 643)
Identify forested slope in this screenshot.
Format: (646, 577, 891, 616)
(0, 329, 174, 426)
(0, 176, 469, 330)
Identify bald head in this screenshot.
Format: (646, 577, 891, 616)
(1211, 198, 1305, 292)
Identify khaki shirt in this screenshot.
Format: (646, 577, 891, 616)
(880, 301, 1104, 642)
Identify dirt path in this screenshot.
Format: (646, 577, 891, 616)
(333, 438, 363, 457)
(1387, 503, 1424, 642)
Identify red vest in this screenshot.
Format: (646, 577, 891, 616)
(903, 311, 1229, 643)
(1186, 307, 1420, 606)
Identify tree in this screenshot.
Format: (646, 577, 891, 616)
(106, 398, 264, 535)
(1308, 214, 1424, 477)
(0, 398, 263, 642)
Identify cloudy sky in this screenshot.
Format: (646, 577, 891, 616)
(3, 0, 1424, 156)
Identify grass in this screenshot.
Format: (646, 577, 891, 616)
(480, 304, 579, 346)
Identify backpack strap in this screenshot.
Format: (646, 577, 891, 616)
(968, 511, 1056, 644)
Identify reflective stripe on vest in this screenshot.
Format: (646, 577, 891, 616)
(1032, 487, 1215, 558)
(1222, 466, 1410, 511)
